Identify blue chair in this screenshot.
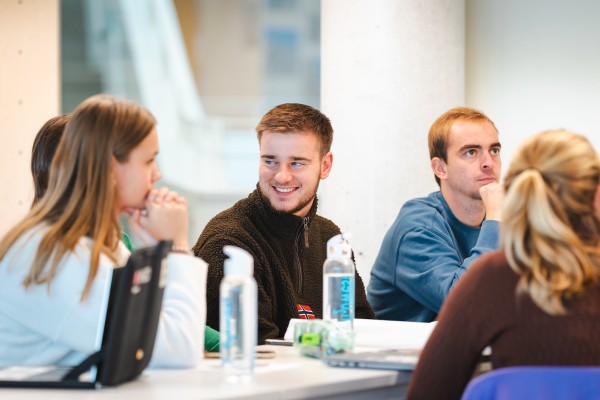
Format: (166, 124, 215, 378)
(461, 366, 600, 400)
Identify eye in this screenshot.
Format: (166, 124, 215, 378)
(490, 148, 501, 156)
(264, 159, 276, 166)
(465, 149, 477, 157)
(291, 161, 304, 168)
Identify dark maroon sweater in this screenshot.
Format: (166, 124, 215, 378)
(408, 250, 600, 400)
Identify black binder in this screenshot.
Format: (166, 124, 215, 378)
(0, 240, 172, 389)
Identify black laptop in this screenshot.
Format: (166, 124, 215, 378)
(0, 240, 172, 389)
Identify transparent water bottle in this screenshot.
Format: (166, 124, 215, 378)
(322, 233, 355, 332)
(220, 246, 257, 382)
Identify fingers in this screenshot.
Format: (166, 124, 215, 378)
(125, 186, 188, 247)
(147, 187, 185, 206)
(480, 182, 504, 199)
(480, 182, 505, 221)
(174, 195, 187, 205)
(128, 209, 158, 246)
(148, 187, 170, 203)
(137, 186, 189, 246)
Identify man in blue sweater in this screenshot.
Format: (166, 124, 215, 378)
(368, 107, 504, 321)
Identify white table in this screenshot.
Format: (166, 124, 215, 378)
(1, 345, 410, 399)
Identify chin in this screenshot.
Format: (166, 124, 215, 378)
(271, 202, 293, 213)
(470, 193, 483, 201)
(267, 199, 294, 214)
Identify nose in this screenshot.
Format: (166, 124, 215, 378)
(481, 151, 493, 170)
(152, 164, 162, 183)
(274, 165, 292, 183)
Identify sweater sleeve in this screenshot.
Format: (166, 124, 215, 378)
(395, 220, 500, 314)
(461, 220, 500, 269)
(149, 253, 208, 368)
(407, 251, 507, 400)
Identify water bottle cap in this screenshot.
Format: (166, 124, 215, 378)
(326, 233, 353, 260)
(223, 245, 254, 276)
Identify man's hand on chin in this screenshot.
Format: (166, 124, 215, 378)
(480, 181, 504, 221)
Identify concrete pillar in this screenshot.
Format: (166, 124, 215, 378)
(0, 0, 60, 236)
(319, 0, 465, 284)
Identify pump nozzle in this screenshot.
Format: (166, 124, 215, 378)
(326, 233, 353, 260)
(223, 245, 254, 276)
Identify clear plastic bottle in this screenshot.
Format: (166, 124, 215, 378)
(322, 233, 355, 332)
(220, 246, 257, 382)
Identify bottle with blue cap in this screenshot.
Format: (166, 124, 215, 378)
(220, 245, 257, 382)
(322, 233, 355, 333)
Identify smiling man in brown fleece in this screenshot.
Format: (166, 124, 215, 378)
(193, 103, 374, 343)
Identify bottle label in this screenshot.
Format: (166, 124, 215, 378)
(222, 296, 237, 352)
(335, 276, 354, 321)
(325, 274, 355, 322)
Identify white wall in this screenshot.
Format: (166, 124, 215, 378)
(320, 0, 465, 285)
(466, 0, 600, 166)
(0, 0, 60, 237)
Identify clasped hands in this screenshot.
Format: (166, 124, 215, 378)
(127, 187, 189, 250)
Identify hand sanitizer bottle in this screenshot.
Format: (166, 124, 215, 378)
(322, 233, 355, 332)
(220, 246, 257, 382)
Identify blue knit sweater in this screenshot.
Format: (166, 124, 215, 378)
(367, 191, 500, 321)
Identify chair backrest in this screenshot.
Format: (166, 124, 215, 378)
(461, 366, 600, 400)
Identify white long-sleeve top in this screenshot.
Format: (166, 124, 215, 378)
(0, 226, 207, 368)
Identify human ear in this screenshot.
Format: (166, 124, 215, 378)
(320, 151, 333, 180)
(431, 157, 447, 181)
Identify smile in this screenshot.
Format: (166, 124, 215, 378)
(274, 187, 296, 193)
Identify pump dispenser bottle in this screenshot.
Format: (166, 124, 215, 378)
(220, 245, 257, 382)
(322, 233, 355, 332)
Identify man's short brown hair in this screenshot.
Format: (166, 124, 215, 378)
(256, 103, 333, 157)
(428, 106, 498, 185)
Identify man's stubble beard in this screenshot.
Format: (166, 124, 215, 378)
(260, 180, 320, 216)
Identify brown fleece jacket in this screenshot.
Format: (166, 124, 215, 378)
(193, 187, 374, 343)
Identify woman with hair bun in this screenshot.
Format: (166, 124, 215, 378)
(0, 94, 208, 368)
(408, 130, 600, 400)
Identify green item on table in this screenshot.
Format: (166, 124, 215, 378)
(300, 332, 322, 346)
(293, 319, 355, 358)
(205, 326, 220, 351)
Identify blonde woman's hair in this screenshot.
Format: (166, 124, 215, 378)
(0, 94, 156, 300)
(502, 130, 600, 314)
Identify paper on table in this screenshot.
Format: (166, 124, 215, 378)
(284, 318, 437, 350)
(194, 359, 300, 374)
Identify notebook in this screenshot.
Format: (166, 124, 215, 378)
(0, 240, 172, 389)
(324, 348, 421, 371)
